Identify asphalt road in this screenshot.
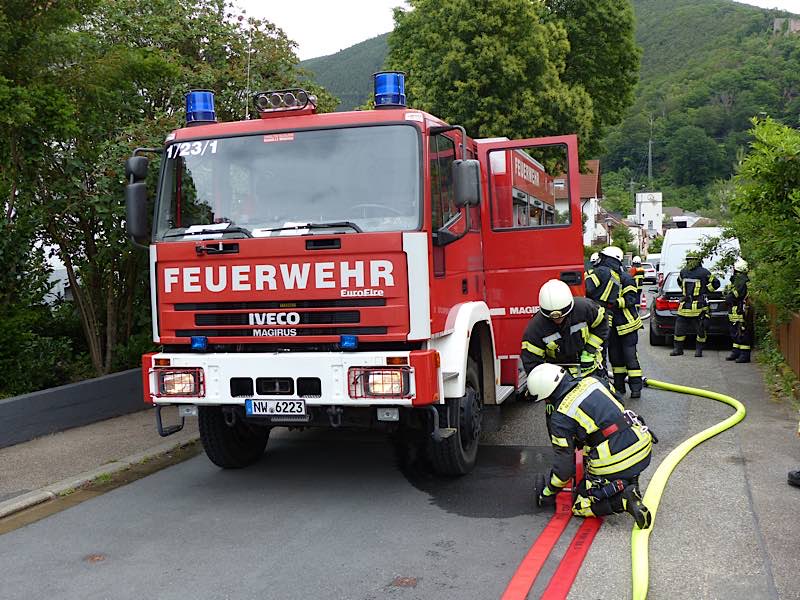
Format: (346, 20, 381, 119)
(1, 288, 798, 599)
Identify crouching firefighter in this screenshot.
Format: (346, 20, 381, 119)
(528, 363, 654, 529)
(521, 279, 609, 381)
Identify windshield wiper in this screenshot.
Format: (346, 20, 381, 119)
(163, 226, 253, 239)
(256, 221, 363, 234)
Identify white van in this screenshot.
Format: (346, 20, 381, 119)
(645, 253, 661, 271)
(657, 227, 739, 288)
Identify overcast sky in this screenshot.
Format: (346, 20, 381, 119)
(239, 0, 800, 61)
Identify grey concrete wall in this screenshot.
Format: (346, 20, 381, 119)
(0, 369, 146, 449)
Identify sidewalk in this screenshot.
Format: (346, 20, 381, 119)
(0, 408, 198, 513)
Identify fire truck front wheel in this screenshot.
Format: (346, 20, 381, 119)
(198, 406, 270, 469)
(429, 358, 482, 475)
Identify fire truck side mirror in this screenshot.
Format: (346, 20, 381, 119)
(125, 182, 149, 244)
(453, 159, 481, 208)
(125, 156, 149, 181)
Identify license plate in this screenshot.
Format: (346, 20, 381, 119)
(245, 399, 306, 416)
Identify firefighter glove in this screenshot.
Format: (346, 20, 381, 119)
(580, 350, 596, 373)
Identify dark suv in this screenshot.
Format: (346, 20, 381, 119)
(649, 271, 730, 346)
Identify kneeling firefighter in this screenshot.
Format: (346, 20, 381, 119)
(521, 279, 609, 380)
(528, 363, 654, 529)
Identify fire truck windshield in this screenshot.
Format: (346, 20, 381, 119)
(154, 125, 421, 240)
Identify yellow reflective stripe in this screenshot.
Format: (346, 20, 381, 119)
(588, 428, 653, 475)
(622, 285, 637, 296)
(574, 407, 599, 434)
(591, 308, 606, 329)
(674, 335, 686, 341)
(556, 378, 595, 416)
(586, 272, 600, 286)
(551, 435, 569, 448)
(596, 439, 612, 461)
(522, 341, 545, 357)
(612, 366, 628, 374)
(600, 278, 615, 302)
(739, 344, 751, 350)
(627, 369, 643, 377)
(587, 334, 603, 349)
(550, 472, 570, 488)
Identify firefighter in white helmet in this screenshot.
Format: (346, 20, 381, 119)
(521, 279, 609, 379)
(629, 256, 644, 294)
(527, 363, 653, 529)
(725, 257, 752, 363)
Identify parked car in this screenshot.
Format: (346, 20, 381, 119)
(649, 271, 730, 346)
(641, 262, 657, 284)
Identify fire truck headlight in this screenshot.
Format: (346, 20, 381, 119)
(157, 368, 204, 397)
(348, 367, 411, 398)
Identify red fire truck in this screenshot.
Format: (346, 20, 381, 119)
(125, 73, 584, 475)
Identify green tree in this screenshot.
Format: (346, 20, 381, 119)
(610, 224, 634, 254)
(729, 117, 800, 317)
(543, 0, 640, 157)
(26, 0, 337, 375)
(386, 0, 594, 144)
(666, 125, 724, 187)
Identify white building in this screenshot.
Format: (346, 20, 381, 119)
(634, 192, 663, 235)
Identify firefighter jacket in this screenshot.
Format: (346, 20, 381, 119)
(725, 272, 749, 324)
(521, 297, 608, 376)
(584, 264, 620, 309)
(545, 376, 653, 494)
(629, 267, 644, 293)
(611, 271, 642, 336)
(677, 265, 720, 318)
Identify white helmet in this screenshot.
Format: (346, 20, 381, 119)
(527, 363, 567, 402)
(601, 246, 624, 262)
(734, 257, 748, 272)
(590, 252, 600, 265)
(632, 255, 642, 265)
(538, 279, 574, 319)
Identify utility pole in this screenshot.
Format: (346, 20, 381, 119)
(648, 115, 654, 189)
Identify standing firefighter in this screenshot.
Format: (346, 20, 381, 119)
(585, 247, 621, 368)
(528, 363, 654, 529)
(599, 246, 644, 398)
(725, 258, 753, 363)
(629, 256, 645, 294)
(521, 279, 608, 379)
(670, 251, 721, 358)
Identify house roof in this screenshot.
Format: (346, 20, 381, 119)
(555, 159, 602, 200)
(663, 206, 685, 217)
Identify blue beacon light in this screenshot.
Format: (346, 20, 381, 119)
(339, 335, 358, 350)
(190, 336, 208, 351)
(373, 72, 406, 108)
(185, 90, 217, 126)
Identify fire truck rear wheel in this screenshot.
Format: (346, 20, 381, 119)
(198, 406, 270, 469)
(428, 358, 482, 476)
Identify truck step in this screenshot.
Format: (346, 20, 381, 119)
(496, 385, 515, 404)
(442, 371, 459, 381)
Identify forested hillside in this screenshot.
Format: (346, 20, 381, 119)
(301, 34, 388, 111)
(301, 0, 800, 213)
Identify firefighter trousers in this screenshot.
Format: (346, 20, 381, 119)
(571, 475, 641, 518)
(729, 320, 753, 352)
(675, 313, 707, 345)
(609, 329, 642, 393)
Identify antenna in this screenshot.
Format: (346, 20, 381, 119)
(244, 18, 253, 119)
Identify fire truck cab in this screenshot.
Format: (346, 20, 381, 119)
(125, 73, 584, 475)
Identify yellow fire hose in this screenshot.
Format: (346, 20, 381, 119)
(630, 378, 747, 600)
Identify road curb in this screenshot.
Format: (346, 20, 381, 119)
(0, 436, 199, 520)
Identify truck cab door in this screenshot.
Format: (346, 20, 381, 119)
(475, 136, 584, 387)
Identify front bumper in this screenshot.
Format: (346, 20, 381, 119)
(143, 350, 443, 408)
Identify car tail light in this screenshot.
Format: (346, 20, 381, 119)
(655, 296, 680, 311)
(348, 367, 411, 399)
(155, 367, 205, 397)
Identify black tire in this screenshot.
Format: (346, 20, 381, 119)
(428, 358, 483, 476)
(198, 406, 270, 469)
(649, 322, 666, 346)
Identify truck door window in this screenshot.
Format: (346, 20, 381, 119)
(429, 133, 458, 231)
(488, 145, 571, 230)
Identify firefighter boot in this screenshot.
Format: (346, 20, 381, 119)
(735, 350, 751, 363)
(694, 343, 704, 358)
(614, 374, 627, 395)
(726, 348, 740, 361)
(669, 340, 684, 356)
(621, 485, 652, 529)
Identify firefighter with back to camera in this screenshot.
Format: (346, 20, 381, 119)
(670, 251, 721, 358)
(595, 246, 644, 398)
(584, 247, 621, 369)
(528, 363, 654, 529)
(521, 279, 609, 381)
